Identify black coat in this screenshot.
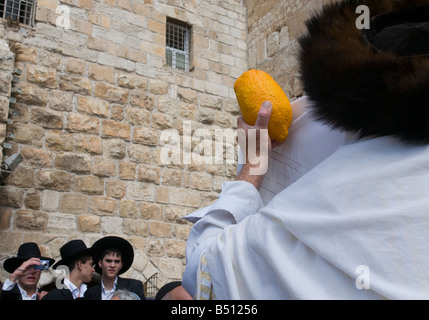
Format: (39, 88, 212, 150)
(84, 277, 145, 300)
(41, 287, 76, 300)
(0, 284, 32, 300)
(41, 279, 88, 300)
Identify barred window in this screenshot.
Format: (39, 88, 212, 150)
(166, 18, 191, 71)
(0, 0, 36, 26)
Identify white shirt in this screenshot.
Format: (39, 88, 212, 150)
(2, 278, 37, 300)
(63, 278, 87, 299)
(182, 136, 429, 299)
(101, 277, 118, 300)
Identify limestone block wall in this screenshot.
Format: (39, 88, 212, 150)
(0, 0, 339, 294)
(0, 40, 15, 175)
(0, 0, 248, 291)
(244, 0, 334, 99)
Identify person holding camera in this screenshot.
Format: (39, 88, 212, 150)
(1, 242, 55, 300)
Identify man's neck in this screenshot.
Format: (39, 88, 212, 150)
(68, 272, 83, 289)
(102, 275, 117, 291)
(18, 282, 37, 297)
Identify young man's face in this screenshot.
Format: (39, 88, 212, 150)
(99, 253, 123, 279)
(18, 268, 41, 290)
(80, 258, 95, 283)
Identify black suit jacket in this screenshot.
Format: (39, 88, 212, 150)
(41, 287, 76, 300)
(0, 284, 26, 300)
(0, 283, 47, 300)
(41, 279, 88, 300)
(84, 277, 145, 300)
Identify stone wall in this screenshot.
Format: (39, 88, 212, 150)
(244, 0, 334, 99)
(0, 0, 248, 292)
(0, 40, 15, 179)
(0, 0, 338, 294)
(0, 39, 16, 257)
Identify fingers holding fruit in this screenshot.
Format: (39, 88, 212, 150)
(234, 69, 292, 143)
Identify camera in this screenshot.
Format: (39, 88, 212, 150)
(34, 260, 50, 270)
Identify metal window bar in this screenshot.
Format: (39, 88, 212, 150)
(166, 19, 190, 71)
(0, 0, 35, 26)
(144, 273, 158, 299)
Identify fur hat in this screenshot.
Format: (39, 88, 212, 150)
(298, 0, 429, 143)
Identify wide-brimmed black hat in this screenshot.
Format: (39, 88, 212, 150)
(363, 5, 429, 57)
(155, 281, 182, 300)
(3, 242, 55, 273)
(92, 236, 134, 275)
(52, 239, 95, 269)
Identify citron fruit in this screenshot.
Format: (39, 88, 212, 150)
(234, 69, 292, 143)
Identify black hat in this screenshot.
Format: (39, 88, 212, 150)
(52, 239, 95, 269)
(155, 281, 182, 300)
(3, 242, 55, 273)
(363, 6, 429, 57)
(92, 236, 134, 275)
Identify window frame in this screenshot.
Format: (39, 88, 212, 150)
(165, 17, 192, 72)
(0, 0, 37, 27)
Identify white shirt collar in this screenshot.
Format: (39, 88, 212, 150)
(101, 276, 118, 300)
(64, 278, 87, 299)
(17, 283, 37, 300)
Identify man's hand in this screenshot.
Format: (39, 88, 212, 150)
(236, 101, 280, 190)
(37, 291, 49, 300)
(9, 257, 41, 283)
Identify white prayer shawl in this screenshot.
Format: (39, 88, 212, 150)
(183, 136, 429, 299)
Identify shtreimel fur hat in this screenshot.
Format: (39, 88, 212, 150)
(298, 0, 429, 143)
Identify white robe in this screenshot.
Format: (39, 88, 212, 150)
(182, 136, 429, 299)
